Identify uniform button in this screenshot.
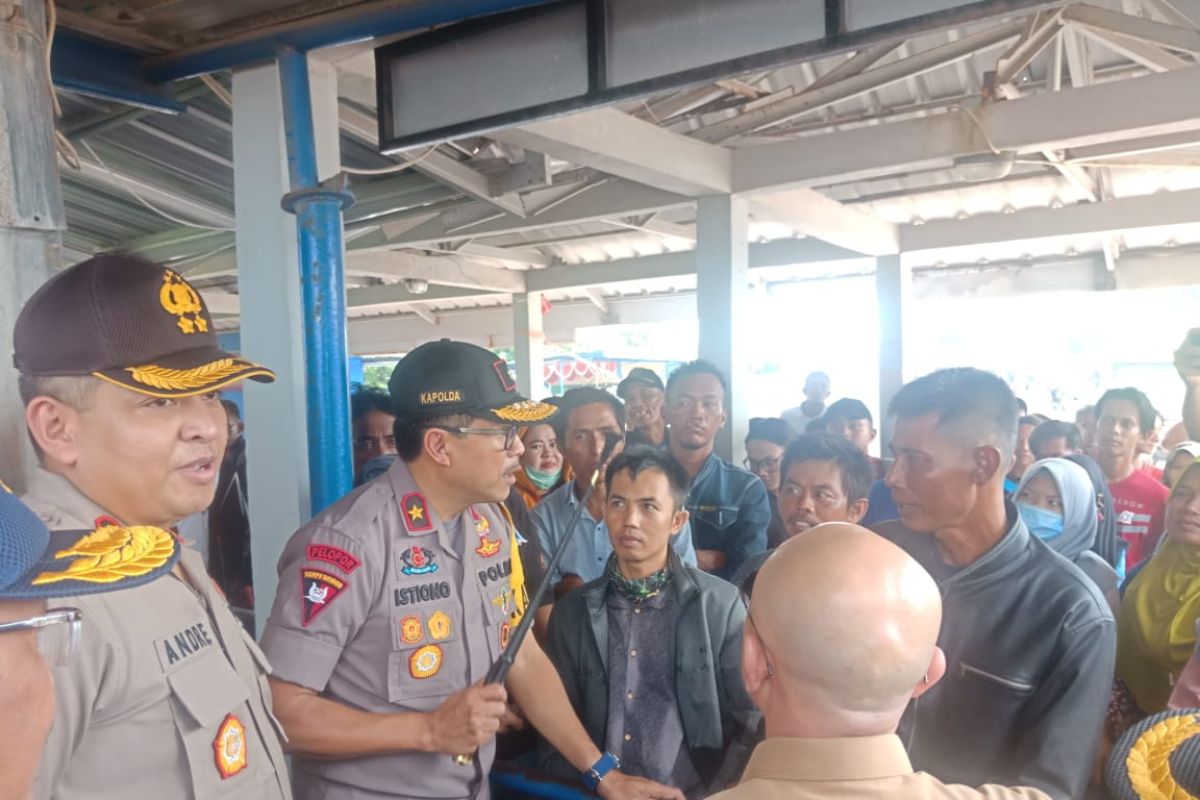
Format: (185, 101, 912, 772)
(630, 649, 637, 657)
(626, 691, 634, 700)
(624, 734, 632, 742)
(634, 608, 642, 615)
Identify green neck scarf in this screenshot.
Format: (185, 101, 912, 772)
(606, 553, 672, 602)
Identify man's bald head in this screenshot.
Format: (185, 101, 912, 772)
(748, 523, 943, 732)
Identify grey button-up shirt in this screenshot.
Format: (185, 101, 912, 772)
(604, 588, 703, 797)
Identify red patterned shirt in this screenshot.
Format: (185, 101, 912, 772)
(1109, 469, 1170, 568)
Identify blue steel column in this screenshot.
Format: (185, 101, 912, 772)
(276, 47, 355, 514)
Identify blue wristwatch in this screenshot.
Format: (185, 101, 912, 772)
(582, 751, 621, 790)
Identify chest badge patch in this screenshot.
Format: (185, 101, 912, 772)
(400, 546, 439, 576)
(470, 507, 501, 558)
(399, 615, 424, 645)
(428, 610, 452, 642)
(301, 569, 346, 626)
(213, 714, 248, 779)
(402, 493, 433, 533)
(409, 644, 443, 679)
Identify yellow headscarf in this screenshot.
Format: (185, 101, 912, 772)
(1117, 460, 1200, 712)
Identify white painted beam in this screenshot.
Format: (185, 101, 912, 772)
(1075, 25, 1190, 72)
(1062, 4, 1200, 54)
(381, 179, 693, 247)
(583, 288, 609, 313)
(409, 303, 439, 326)
(525, 237, 862, 292)
(347, 250, 526, 292)
(900, 187, 1200, 252)
(734, 64, 1200, 193)
(339, 104, 526, 217)
(750, 190, 899, 256)
(492, 107, 733, 197)
(451, 242, 552, 268)
(693, 19, 1025, 142)
(611, 217, 696, 243)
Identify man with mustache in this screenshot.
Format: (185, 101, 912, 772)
(732, 434, 872, 591)
(262, 341, 683, 800)
(542, 447, 759, 798)
(617, 369, 667, 449)
(12, 255, 291, 799)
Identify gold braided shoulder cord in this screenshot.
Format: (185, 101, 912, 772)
(127, 359, 245, 391)
(32, 525, 176, 585)
(493, 400, 558, 423)
(1126, 714, 1200, 800)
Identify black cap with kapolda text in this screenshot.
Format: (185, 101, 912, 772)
(13, 255, 275, 398)
(389, 339, 556, 424)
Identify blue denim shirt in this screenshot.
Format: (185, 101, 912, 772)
(685, 453, 770, 580)
(532, 481, 697, 584)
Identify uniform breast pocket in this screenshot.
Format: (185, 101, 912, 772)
(387, 607, 464, 708)
(167, 648, 270, 797)
(695, 506, 739, 531)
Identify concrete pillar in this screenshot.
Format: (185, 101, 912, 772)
(512, 292, 545, 400)
(876, 254, 911, 453)
(695, 194, 750, 464)
(0, 0, 65, 491)
(232, 62, 325, 632)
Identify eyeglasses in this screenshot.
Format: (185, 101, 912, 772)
(437, 425, 519, 451)
(743, 456, 782, 473)
(0, 607, 83, 666)
(738, 591, 776, 679)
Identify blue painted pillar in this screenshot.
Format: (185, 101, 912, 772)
(276, 47, 355, 514)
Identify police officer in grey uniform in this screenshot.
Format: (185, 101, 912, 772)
(13, 255, 291, 799)
(263, 340, 684, 800)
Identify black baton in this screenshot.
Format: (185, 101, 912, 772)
(454, 432, 622, 765)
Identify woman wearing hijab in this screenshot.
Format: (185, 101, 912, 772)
(513, 422, 566, 508)
(1065, 452, 1124, 577)
(1164, 442, 1200, 489)
(1115, 458, 1200, 716)
(1015, 457, 1119, 611)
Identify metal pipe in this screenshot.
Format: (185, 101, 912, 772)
(277, 47, 356, 515)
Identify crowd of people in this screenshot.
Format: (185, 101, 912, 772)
(6, 253, 1200, 800)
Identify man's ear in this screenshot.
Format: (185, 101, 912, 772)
(974, 445, 1004, 485)
(25, 397, 80, 468)
(741, 623, 771, 701)
(912, 646, 947, 699)
(671, 508, 690, 535)
(869, 427, 878, 444)
(846, 498, 868, 525)
(423, 428, 454, 467)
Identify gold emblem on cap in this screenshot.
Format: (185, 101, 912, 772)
(159, 270, 209, 334)
(32, 525, 175, 586)
(493, 400, 557, 422)
(127, 358, 246, 392)
(1126, 713, 1200, 800)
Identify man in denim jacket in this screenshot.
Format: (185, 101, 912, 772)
(664, 361, 770, 581)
